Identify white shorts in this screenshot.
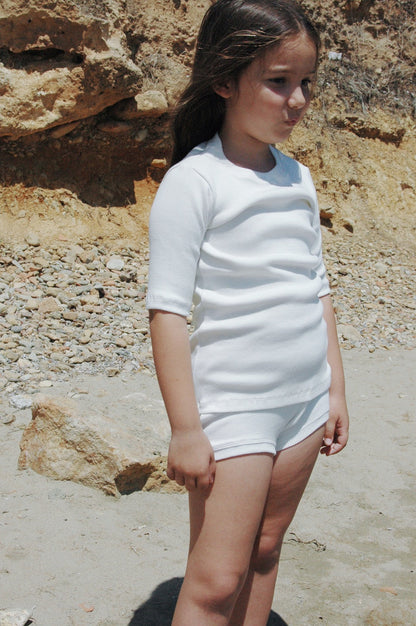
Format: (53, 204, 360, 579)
(200, 391, 329, 461)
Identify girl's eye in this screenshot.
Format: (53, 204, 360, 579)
(269, 77, 286, 85)
(302, 78, 313, 88)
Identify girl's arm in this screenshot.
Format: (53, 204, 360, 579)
(320, 294, 349, 455)
(149, 309, 216, 490)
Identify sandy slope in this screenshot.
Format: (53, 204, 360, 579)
(0, 348, 415, 626)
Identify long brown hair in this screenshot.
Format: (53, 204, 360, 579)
(171, 0, 320, 165)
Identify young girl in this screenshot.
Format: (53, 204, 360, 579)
(146, 0, 349, 623)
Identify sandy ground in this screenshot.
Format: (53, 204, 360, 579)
(0, 348, 415, 626)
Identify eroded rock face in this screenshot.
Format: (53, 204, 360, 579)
(0, 0, 209, 140)
(18, 394, 179, 496)
(0, 1, 144, 139)
(0, 0, 210, 204)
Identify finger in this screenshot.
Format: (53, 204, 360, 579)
(327, 433, 348, 455)
(323, 418, 335, 447)
(195, 474, 210, 490)
(184, 476, 197, 491)
(166, 466, 175, 480)
(326, 442, 343, 455)
(209, 456, 216, 485)
(175, 473, 185, 487)
(193, 456, 216, 491)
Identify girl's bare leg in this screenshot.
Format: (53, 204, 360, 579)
(172, 453, 275, 626)
(229, 425, 325, 626)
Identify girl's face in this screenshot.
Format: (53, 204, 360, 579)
(216, 33, 317, 164)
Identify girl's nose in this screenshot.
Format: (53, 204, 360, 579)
(287, 85, 307, 109)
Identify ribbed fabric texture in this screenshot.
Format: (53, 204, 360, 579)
(146, 135, 331, 412)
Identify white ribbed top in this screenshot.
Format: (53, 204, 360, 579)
(146, 134, 331, 412)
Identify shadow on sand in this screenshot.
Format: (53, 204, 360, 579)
(128, 577, 288, 625)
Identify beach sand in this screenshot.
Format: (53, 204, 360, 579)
(1, 348, 415, 625)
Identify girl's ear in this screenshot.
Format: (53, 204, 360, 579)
(213, 80, 234, 99)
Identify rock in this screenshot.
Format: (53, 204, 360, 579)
(1, 414, 16, 425)
(9, 394, 33, 410)
(375, 261, 388, 277)
(24, 298, 39, 311)
(106, 255, 124, 271)
(336, 323, 362, 343)
(97, 121, 132, 135)
(320, 206, 336, 219)
(38, 296, 60, 315)
(112, 90, 169, 120)
(38, 380, 53, 387)
(0, 1, 143, 139)
(18, 394, 170, 496)
(150, 158, 167, 169)
(25, 232, 40, 246)
(106, 367, 120, 377)
(62, 311, 78, 321)
(328, 111, 406, 145)
(0, 607, 35, 626)
(49, 121, 81, 138)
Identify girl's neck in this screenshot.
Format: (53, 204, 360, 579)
(218, 128, 276, 173)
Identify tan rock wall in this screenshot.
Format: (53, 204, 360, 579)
(0, 0, 415, 251)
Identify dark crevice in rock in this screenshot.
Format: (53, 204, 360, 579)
(0, 47, 85, 69)
(115, 465, 153, 494)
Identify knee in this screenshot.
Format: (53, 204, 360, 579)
(194, 567, 247, 614)
(251, 531, 285, 575)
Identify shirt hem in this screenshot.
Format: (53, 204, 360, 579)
(196, 376, 331, 414)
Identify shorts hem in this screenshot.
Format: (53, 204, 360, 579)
(277, 409, 328, 452)
(213, 440, 276, 462)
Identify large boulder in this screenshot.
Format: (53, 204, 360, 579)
(18, 394, 180, 496)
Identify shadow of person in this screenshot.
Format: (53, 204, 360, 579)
(128, 577, 289, 625)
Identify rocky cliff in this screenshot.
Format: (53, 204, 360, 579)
(0, 0, 415, 254)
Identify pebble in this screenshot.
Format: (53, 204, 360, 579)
(9, 395, 33, 410)
(323, 236, 415, 352)
(0, 237, 415, 404)
(0, 243, 153, 401)
(106, 256, 125, 271)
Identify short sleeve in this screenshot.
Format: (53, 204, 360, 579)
(146, 164, 214, 316)
(304, 167, 330, 298)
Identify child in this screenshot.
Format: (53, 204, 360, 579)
(146, 0, 349, 623)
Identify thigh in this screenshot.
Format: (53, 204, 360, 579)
(187, 453, 275, 574)
(258, 424, 325, 546)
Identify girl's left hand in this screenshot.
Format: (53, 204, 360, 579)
(320, 393, 349, 456)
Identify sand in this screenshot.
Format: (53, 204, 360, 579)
(1, 348, 415, 626)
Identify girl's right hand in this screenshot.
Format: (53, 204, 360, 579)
(167, 428, 216, 491)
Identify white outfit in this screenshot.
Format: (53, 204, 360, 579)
(201, 390, 329, 461)
(146, 134, 331, 414)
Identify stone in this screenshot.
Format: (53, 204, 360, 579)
(111, 90, 168, 120)
(25, 232, 40, 246)
(97, 121, 132, 135)
(1, 413, 16, 424)
(38, 296, 60, 315)
(0, 608, 35, 626)
(18, 394, 171, 497)
(9, 394, 33, 409)
(106, 256, 125, 271)
(336, 323, 362, 343)
(49, 121, 81, 138)
(24, 298, 39, 310)
(375, 261, 388, 277)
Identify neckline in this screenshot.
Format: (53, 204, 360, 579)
(213, 134, 279, 175)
